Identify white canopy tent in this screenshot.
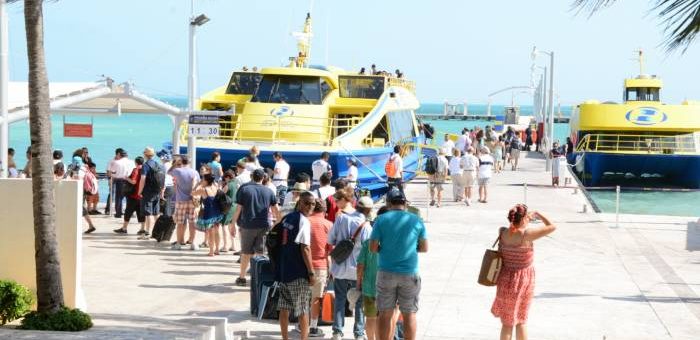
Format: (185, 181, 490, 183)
(0, 80, 217, 176)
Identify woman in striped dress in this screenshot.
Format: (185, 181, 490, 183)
(491, 204, 556, 340)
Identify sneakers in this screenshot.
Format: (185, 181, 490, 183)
(199, 242, 209, 248)
(171, 243, 183, 250)
(190, 243, 199, 251)
(137, 229, 146, 235)
(235, 277, 247, 286)
(113, 228, 127, 234)
(355, 336, 368, 340)
(309, 327, 325, 338)
(331, 333, 343, 340)
(84, 226, 96, 234)
(88, 210, 101, 215)
(465, 199, 471, 206)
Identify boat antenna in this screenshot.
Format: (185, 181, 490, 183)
(291, 13, 313, 68)
(635, 49, 645, 76)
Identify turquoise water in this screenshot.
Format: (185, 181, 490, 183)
(588, 190, 700, 217)
(7, 98, 695, 217)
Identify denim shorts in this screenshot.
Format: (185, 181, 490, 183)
(140, 195, 160, 216)
(376, 271, 421, 314)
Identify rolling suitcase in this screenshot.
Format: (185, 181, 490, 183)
(250, 255, 275, 316)
(151, 215, 176, 242)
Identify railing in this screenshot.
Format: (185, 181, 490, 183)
(387, 78, 416, 94)
(212, 113, 364, 145)
(576, 132, 700, 154)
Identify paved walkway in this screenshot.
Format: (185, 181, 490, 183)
(2, 151, 699, 339)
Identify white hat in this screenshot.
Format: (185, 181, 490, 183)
(357, 196, 374, 209)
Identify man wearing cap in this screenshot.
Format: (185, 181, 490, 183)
(232, 168, 280, 286)
(138, 147, 164, 238)
(327, 191, 373, 340)
(370, 189, 428, 340)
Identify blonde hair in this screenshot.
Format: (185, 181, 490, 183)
(452, 148, 461, 157)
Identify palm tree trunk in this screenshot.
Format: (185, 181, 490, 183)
(24, 0, 64, 313)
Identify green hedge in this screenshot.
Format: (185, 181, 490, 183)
(20, 306, 93, 331)
(0, 280, 35, 325)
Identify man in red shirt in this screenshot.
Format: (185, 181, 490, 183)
(309, 198, 333, 337)
(114, 156, 145, 234)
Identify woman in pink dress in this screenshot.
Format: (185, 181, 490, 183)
(491, 204, 556, 340)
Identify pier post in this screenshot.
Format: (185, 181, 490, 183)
(615, 185, 620, 228)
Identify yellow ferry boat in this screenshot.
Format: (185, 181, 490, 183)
(569, 51, 700, 188)
(181, 13, 423, 197)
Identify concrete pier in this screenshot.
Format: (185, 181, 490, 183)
(1, 151, 698, 339)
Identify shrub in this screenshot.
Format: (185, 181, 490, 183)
(0, 280, 35, 325)
(20, 306, 93, 331)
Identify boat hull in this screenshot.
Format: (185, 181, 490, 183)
(180, 137, 424, 199)
(573, 152, 700, 188)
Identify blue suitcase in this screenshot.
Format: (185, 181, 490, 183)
(249, 255, 275, 316)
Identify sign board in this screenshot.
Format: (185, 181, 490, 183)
(63, 123, 93, 138)
(188, 115, 220, 137)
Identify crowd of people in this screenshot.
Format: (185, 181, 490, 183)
(358, 64, 404, 79)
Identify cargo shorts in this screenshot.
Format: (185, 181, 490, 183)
(376, 271, 421, 314)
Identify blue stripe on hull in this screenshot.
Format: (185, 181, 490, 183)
(577, 152, 700, 188)
(181, 138, 424, 199)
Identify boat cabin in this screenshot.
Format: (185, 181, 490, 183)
(623, 76, 662, 102)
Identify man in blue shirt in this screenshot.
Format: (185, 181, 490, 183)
(370, 189, 428, 340)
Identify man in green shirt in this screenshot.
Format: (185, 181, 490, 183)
(357, 238, 379, 340)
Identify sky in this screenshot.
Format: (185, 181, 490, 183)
(4, 0, 700, 106)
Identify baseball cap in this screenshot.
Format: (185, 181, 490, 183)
(386, 188, 406, 204)
(357, 196, 374, 209)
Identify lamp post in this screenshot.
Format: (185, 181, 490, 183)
(187, 2, 210, 170)
(0, 0, 8, 178)
(532, 46, 554, 171)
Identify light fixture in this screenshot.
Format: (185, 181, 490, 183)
(191, 14, 210, 26)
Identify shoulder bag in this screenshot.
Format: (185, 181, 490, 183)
(478, 227, 506, 286)
(330, 222, 367, 264)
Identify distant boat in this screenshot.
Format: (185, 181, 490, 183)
(569, 50, 700, 188)
(180, 13, 423, 198)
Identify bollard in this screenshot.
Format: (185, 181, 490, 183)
(614, 185, 620, 228)
(523, 182, 528, 205)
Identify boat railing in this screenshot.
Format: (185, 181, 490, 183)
(387, 78, 416, 94)
(576, 132, 700, 154)
(209, 113, 364, 145)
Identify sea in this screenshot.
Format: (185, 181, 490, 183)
(7, 98, 699, 218)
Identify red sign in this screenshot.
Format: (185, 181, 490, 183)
(63, 123, 93, 138)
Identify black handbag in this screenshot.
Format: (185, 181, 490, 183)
(330, 222, 367, 264)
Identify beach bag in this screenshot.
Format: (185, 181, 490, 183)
(385, 157, 398, 178)
(478, 227, 506, 286)
(215, 189, 232, 214)
(424, 155, 438, 175)
(83, 171, 98, 195)
(330, 222, 367, 265)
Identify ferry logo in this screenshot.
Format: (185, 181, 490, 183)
(625, 107, 667, 126)
(271, 106, 294, 117)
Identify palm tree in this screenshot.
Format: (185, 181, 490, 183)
(8, 0, 64, 313)
(573, 0, 700, 51)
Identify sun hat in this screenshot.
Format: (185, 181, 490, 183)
(291, 182, 307, 192)
(357, 196, 374, 209)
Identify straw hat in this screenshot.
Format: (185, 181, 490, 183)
(291, 182, 307, 192)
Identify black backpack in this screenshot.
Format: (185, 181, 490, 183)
(215, 189, 232, 214)
(424, 155, 438, 175)
(144, 160, 165, 195)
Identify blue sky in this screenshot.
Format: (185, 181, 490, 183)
(5, 0, 700, 105)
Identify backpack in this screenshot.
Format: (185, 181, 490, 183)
(265, 212, 302, 273)
(385, 156, 398, 178)
(330, 222, 367, 265)
(424, 155, 438, 175)
(215, 189, 232, 214)
(144, 160, 165, 195)
(83, 171, 98, 195)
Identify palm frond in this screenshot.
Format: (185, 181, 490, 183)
(654, 0, 700, 52)
(571, 0, 620, 17)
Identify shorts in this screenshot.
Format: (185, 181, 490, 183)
(240, 227, 268, 255)
(463, 171, 476, 187)
(85, 193, 99, 205)
(429, 175, 445, 193)
(277, 278, 311, 317)
(140, 195, 160, 216)
(376, 271, 421, 314)
(174, 201, 196, 226)
(478, 177, 491, 186)
(363, 295, 378, 317)
(311, 269, 328, 300)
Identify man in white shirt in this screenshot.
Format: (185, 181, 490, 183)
(460, 147, 479, 206)
(234, 160, 251, 189)
(311, 152, 332, 191)
(441, 134, 455, 160)
(272, 152, 290, 205)
(455, 129, 472, 154)
(108, 149, 135, 218)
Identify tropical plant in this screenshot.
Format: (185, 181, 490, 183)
(20, 306, 92, 331)
(0, 280, 35, 325)
(573, 0, 700, 51)
(7, 0, 65, 315)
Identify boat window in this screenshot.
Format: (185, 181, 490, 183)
(225, 72, 261, 95)
(320, 79, 332, 101)
(387, 110, 416, 143)
(625, 87, 660, 101)
(252, 75, 323, 104)
(339, 76, 385, 99)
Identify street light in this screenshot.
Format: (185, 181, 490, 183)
(186, 5, 210, 169)
(532, 46, 555, 172)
